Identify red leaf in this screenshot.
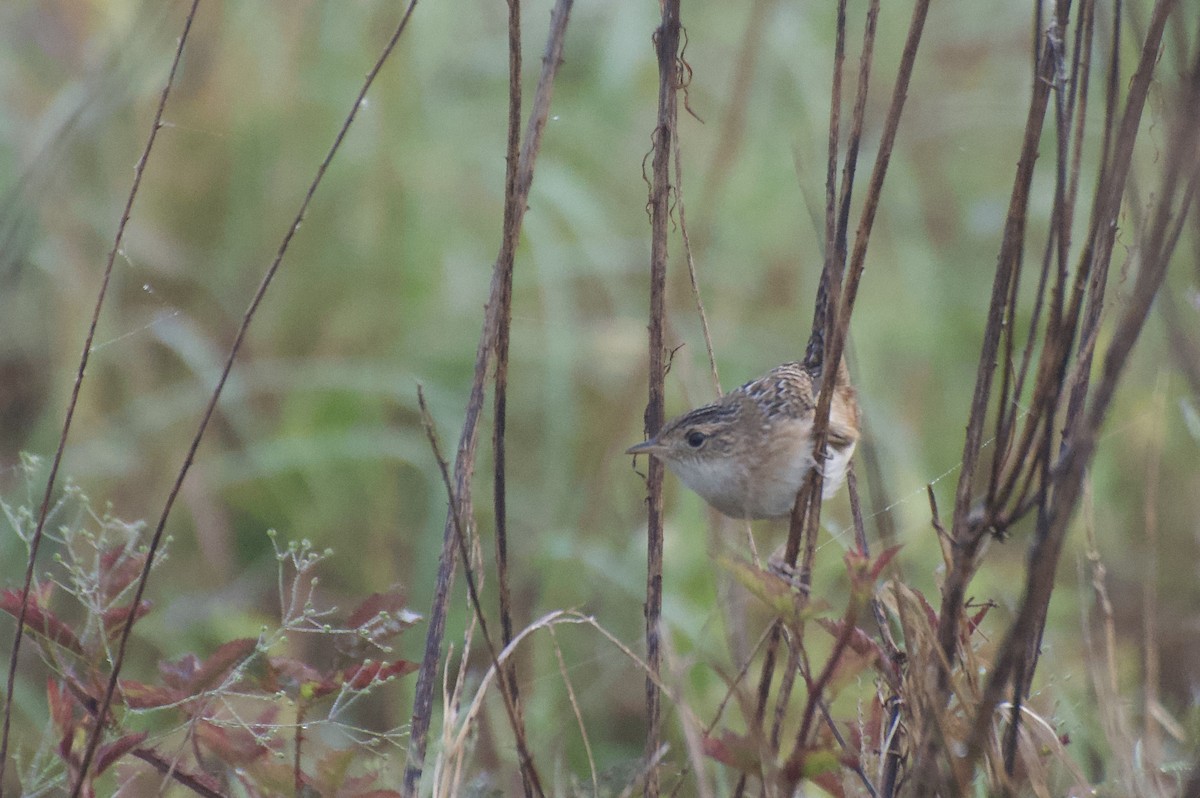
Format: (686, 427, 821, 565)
(817, 618, 883, 660)
(701, 731, 761, 774)
(158, 653, 201, 690)
(869, 545, 903, 581)
(46, 678, 75, 734)
(0, 589, 85, 656)
(346, 590, 408, 629)
(909, 586, 940, 632)
(265, 656, 331, 698)
(101, 600, 152, 640)
(339, 590, 420, 659)
(94, 732, 148, 775)
(98, 547, 147, 604)
(119, 680, 183, 710)
(195, 719, 269, 766)
(816, 618, 897, 687)
(810, 771, 847, 798)
(343, 659, 418, 691)
(190, 638, 257, 693)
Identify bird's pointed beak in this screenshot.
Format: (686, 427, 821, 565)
(625, 439, 663, 456)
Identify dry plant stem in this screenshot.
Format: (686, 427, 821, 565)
(491, 0, 533, 795)
(400, 3, 571, 793)
(1019, 0, 1190, 687)
(797, 0, 928, 593)
(741, 6, 926, 791)
(1010, 5, 1077, 716)
(60, 7, 419, 794)
(834, 0, 881, 287)
(641, 2, 680, 795)
(805, 0, 847, 374)
(0, 5, 200, 793)
(846, 448, 869, 556)
(933, 23, 1058, 696)
(799, 0, 873, 586)
(801, 0, 849, 374)
(992, 10, 1076, 513)
(1066, 0, 1097, 216)
(416, 388, 545, 798)
(957, 1, 1189, 780)
(781, 0, 928, 762)
(132, 747, 225, 798)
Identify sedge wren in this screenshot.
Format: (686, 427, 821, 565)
(626, 360, 860, 520)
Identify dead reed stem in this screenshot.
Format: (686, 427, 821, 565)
(641, 1, 682, 794)
(66, 8, 421, 793)
(401, 2, 573, 793)
(0, 4, 204, 792)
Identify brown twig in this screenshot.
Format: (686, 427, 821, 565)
(0, 5, 202, 793)
(401, 2, 573, 793)
(415, 387, 545, 798)
(65, 6, 421, 795)
(798, 0, 927, 595)
(957, 0, 1190, 779)
(788, 0, 930, 759)
(641, 3, 681, 794)
(931, 19, 1059, 713)
(804, 0, 849, 376)
(491, 0, 534, 794)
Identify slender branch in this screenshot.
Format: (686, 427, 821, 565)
(491, 1, 534, 794)
(957, 0, 1188, 778)
(0, 3, 201, 790)
(416, 388, 545, 797)
(0, 1, 199, 792)
(642, 3, 681, 794)
(932, 23, 1057, 697)
(804, 0, 848, 375)
(401, 2, 573, 793)
(799, 0, 929, 662)
(67, 6, 420, 795)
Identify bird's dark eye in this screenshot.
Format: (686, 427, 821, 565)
(686, 430, 706, 448)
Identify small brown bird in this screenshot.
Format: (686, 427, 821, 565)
(626, 361, 860, 520)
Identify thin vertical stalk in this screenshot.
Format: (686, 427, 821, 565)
(0, 6, 202, 790)
(491, 0, 531, 794)
(68, 6, 421, 795)
(401, 1, 573, 793)
(641, 2, 682, 795)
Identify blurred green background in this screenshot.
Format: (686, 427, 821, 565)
(1, 0, 1197, 791)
